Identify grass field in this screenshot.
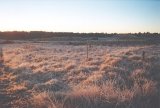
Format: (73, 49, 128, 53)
(0, 41, 160, 108)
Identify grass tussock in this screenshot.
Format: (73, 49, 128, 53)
(30, 92, 57, 108)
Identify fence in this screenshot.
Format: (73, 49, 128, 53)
(0, 47, 3, 64)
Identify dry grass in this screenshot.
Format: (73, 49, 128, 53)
(30, 92, 58, 108)
(0, 43, 160, 108)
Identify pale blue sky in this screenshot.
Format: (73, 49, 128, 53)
(0, 0, 160, 33)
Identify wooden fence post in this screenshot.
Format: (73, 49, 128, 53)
(0, 47, 2, 58)
(142, 51, 145, 60)
(0, 47, 3, 66)
(87, 40, 89, 60)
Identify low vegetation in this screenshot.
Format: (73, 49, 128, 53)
(0, 42, 160, 108)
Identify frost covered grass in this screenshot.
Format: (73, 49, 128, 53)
(0, 43, 160, 108)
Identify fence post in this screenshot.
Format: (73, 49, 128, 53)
(142, 51, 145, 60)
(0, 47, 3, 66)
(87, 40, 89, 60)
(0, 47, 2, 58)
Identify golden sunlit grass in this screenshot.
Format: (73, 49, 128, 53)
(30, 92, 58, 108)
(0, 43, 160, 108)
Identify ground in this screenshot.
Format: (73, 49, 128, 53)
(0, 42, 160, 108)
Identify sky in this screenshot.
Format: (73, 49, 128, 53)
(0, 0, 160, 33)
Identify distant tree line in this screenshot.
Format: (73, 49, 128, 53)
(0, 31, 159, 40)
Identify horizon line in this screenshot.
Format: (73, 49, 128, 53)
(0, 30, 160, 34)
